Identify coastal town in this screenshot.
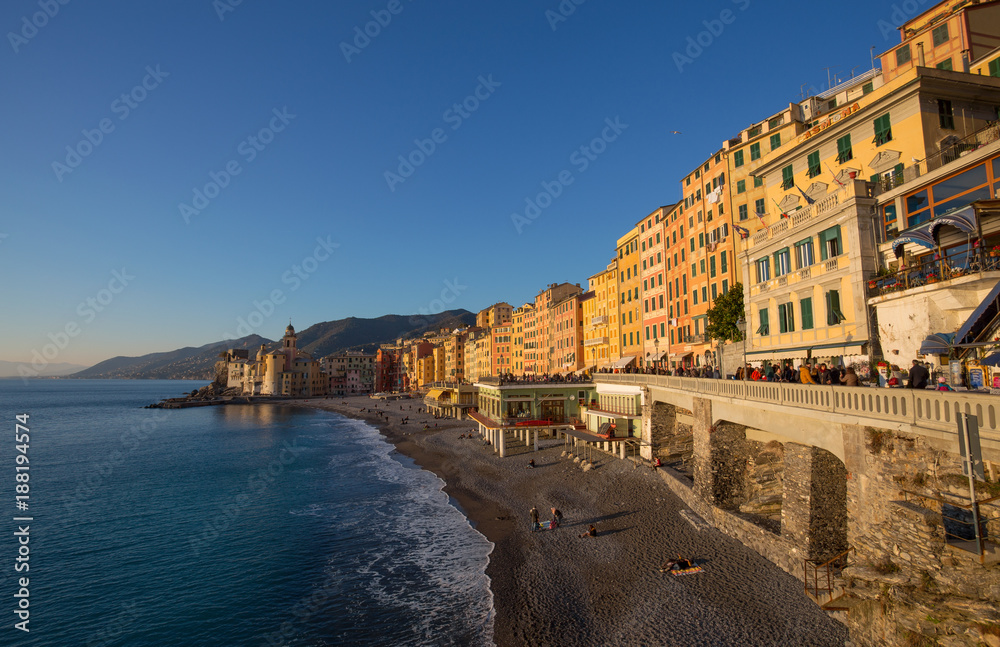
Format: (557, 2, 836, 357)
(199, 3, 1000, 645)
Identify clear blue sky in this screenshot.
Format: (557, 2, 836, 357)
(1, 0, 906, 367)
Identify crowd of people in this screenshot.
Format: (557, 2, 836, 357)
(494, 372, 591, 386)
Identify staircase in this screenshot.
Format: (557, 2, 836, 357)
(804, 548, 858, 620)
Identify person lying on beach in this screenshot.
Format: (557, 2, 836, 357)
(579, 525, 597, 538)
(659, 555, 694, 572)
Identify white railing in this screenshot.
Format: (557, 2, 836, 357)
(594, 373, 1000, 442)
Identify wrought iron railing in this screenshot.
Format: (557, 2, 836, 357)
(804, 547, 853, 604)
(870, 249, 1000, 297)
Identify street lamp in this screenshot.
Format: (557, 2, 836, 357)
(736, 318, 747, 380)
(654, 338, 660, 374)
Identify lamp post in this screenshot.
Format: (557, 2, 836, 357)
(654, 338, 660, 374)
(736, 318, 747, 380)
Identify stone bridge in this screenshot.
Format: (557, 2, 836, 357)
(594, 374, 1000, 646)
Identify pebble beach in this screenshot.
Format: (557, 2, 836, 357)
(295, 395, 850, 647)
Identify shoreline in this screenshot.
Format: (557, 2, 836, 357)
(287, 395, 849, 646)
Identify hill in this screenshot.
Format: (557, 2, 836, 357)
(70, 310, 475, 380)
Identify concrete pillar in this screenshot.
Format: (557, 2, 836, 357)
(692, 398, 749, 509)
(619, 440, 626, 459)
(499, 429, 506, 458)
(533, 429, 538, 451)
(781, 443, 848, 561)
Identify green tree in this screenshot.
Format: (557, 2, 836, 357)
(706, 282, 745, 342)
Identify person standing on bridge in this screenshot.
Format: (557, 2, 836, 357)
(908, 360, 930, 389)
(799, 363, 817, 384)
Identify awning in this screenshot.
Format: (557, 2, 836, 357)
(891, 205, 978, 253)
(562, 427, 617, 442)
(746, 342, 867, 361)
(425, 389, 446, 401)
(918, 332, 955, 355)
(610, 356, 636, 369)
(954, 280, 1000, 346)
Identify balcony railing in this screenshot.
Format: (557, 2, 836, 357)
(870, 249, 1000, 297)
(584, 336, 609, 347)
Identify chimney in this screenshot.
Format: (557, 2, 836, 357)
(916, 42, 925, 67)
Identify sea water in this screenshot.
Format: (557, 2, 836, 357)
(0, 380, 494, 646)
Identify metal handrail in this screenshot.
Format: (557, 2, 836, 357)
(804, 547, 853, 602)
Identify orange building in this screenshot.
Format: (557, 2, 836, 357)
(638, 205, 675, 367)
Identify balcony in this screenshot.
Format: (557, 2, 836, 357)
(869, 249, 1000, 298)
(584, 336, 609, 347)
(590, 315, 609, 326)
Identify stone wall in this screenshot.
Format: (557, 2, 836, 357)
(842, 423, 1000, 646)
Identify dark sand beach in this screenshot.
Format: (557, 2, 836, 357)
(294, 395, 849, 647)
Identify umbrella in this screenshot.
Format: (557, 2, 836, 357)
(980, 353, 1000, 367)
(918, 332, 955, 356)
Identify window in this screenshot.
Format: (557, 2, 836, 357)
(939, 99, 955, 129)
(936, 58, 953, 71)
(770, 133, 781, 150)
(754, 198, 766, 216)
(738, 204, 748, 220)
(756, 308, 769, 336)
(690, 238, 695, 252)
(896, 44, 911, 65)
(736, 179, 746, 194)
(750, 142, 761, 161)
(819, 225, 842, 260)
(693, 291, 698, 305)
(932, 23, 949, 47)
(874, 113, 892, 145)
(769, 116, 783, 129)
(773, 247, 791, 277)
(755, 257, 771, 283)
(826, 290, 846, 325)
(862, 82, 873, 95)
(699, 233, 705, 248)
(700, 259, 706, 274)
(990, 58, 1000, 78)
(722, 279, 729, 293)
(720, 251, 727, 273)
(778, 302, 795, 333)
(828, 98, 837, 111)
(754, 175, 763, 188)
(709, 255, 716, 278)
(794, 238, 814, 268)
(836, 134, 852, 163)
(800, 297, 813, 330)
(781, 165, 794, 189)
(807, 150, 821, 177)
(733, 150, 744, 167)
(682, 275, 687, 293)
(701, 286, 707, 303)
(711, 283, 717, 300)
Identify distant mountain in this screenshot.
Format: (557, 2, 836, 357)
(69, 310, 475, 380)
(0, 360, 89, 378)
(71, 334, 273, 380)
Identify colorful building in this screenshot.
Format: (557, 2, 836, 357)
(583, 261, 618, 370)
(615, 227, 642, 368)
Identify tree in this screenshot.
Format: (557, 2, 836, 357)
(706, 282, 745, 342)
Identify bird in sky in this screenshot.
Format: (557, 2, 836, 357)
(671, 130, 682, 134)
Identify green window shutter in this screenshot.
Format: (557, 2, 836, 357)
(990, 58, 1000, 78)
(874, 114, 891, 145)
(720, 251, 727, 273)
(936, 59, 953, 71)
(756, 308, 769, 336)
(782, 165, 794, 189)
(750, 143, 761, 160)
(770, 133, 781, 150)
(734, 150, 744, 167)
(807, 150, 820, 177)
(754, 175, 763, 187)
(737, 180, 746, 193)
(801, 297, 813, 330)
(710, 255, 716, 277)
(836, 135, 852, 163)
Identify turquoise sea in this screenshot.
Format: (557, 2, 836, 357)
(0, 380, 494, 646)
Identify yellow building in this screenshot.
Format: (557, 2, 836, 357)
(615, 227, 641, 367)
(744, 63, 1000, 367)
(511, 304, 531, 375)
(476, 302, 513, 328)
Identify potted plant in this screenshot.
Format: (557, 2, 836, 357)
(868, 279, 878, 289)
(991, 245, 1000, 258)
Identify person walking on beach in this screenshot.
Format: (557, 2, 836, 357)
(550, 508, 563, 527)
(530, 506, 540, 530)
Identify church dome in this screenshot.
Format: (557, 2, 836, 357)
(285, 322, 295, 335)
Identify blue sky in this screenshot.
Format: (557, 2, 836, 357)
(1, 0, 909, 367)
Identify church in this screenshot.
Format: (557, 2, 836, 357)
(240, 323, 328, 397)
